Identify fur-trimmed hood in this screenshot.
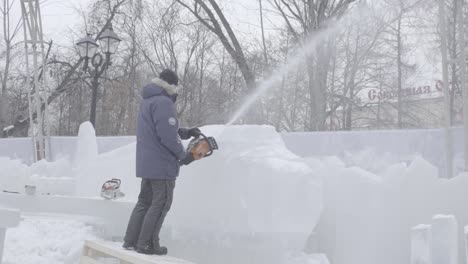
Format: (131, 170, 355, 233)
(151, 77, 178, 95)
(141, 78, 178, 99)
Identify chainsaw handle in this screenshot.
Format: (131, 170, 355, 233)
(101, 178, 121, 189)
(195, 132, 207, 140)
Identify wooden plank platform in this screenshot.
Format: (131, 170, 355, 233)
(80, 240, 196, 264)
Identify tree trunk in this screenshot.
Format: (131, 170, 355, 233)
(307, 64, 326, 131)
(345, 82, 354, 130)
(396, 15, 403, 129)
(449, 0, 458, 125)
(307, 47, 328, 131)
(259, 0, 268, 65)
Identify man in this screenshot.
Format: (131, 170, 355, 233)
(123, 69, 200, 255)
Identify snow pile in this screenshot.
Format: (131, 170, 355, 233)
(3, 215, 99, 264)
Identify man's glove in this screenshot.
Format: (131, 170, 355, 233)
(179, 153, 195, 166)
(187, 127, 202, 138)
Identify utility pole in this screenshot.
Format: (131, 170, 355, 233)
(458, 0, 468, 172)
(438, 0, 453, 178)
(20, 0, 49, 161)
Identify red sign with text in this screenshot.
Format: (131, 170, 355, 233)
(367, 80, 447, 102)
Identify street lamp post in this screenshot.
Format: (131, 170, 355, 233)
(76, 26, 121, 128)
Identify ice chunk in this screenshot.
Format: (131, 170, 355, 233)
(431, 214, 458, 264)
(411, 224, 431, 264)
(74, 122, 98, 167)
(406, 156, 438, 181)
(168, 125, 322, 235)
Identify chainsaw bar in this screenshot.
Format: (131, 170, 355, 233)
(204, 136, 218, 157)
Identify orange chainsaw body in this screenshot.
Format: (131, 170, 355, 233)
(187, 134, 218, 160)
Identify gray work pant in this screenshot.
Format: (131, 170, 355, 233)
(124, 179, 175, 248)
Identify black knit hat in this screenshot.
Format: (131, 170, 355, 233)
(159, 69, 179, 86)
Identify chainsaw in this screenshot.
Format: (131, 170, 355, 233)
(100, 178, 125, 200)
(186, 133, 219, 160)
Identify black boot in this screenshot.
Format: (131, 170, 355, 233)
(137, 245, 155, 255)
(153, 246, 168, 255)
(122, 241, 136, 250)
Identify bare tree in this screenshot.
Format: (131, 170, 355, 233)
(381, 0, 424, 128)
(4, 0, 127, 137)
(0, 0, 22, 132)
(176, 0, 256, 90)
(270, 0, 356, 131)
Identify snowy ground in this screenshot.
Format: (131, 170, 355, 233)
(3, 214, 99, 264)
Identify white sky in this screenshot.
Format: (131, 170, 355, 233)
(10, 0, 278, 48)
(9, 0, 441, 102)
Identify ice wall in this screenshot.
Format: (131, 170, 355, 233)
(0, 138, 34, 164)
(282, 127, 465, 177)
(72, 125, 322, 264)
(0, 157, 73, 195)
(5, 124, 468, 264)
(74, 142, 138, 198)
(1, 127, 464, 175)
(49, 136, 136, 161)
(309, 156, 468, 264)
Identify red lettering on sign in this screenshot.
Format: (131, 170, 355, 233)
(368, 89, 377, 100)
(367, 81, 443, 102)
(436, 80, 443, 91)
(416, 86, 422, 95)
